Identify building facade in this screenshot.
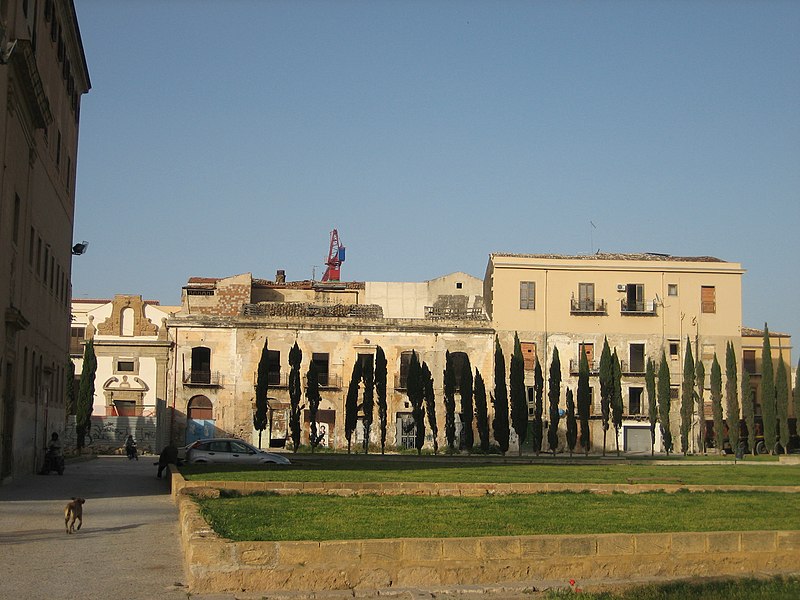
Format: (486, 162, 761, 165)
(0, 0, 89, 480)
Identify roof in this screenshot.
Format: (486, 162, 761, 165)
(491, 252, 726, 263)
(741, 327, 791, 338)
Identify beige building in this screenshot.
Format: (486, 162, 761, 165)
(485, 252, 763, 453)
(167, 273, 494, 451)
(0, 0, 89, 480)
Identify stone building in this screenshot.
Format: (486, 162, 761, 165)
(0, 0, 89, 480)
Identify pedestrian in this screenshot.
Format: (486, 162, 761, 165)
(125, 435, 138, 460)
(157, 444, 178, 478)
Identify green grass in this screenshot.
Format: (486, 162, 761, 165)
(196, 490, 800, 541)
(546, 576, 800, 600)
(181, 459, 800, 487)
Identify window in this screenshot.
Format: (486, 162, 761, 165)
(450, 351, 469, 390)
(628, 387, 643, 415)
(267, 350, 281, 386)
(743, 350, 757, 374)
(190, 347, 212, 384)
(520, 342, 537, 371)
(668, 284, 678, 297)
(70, 327, 85, 355)
(455, 282, 463, 289)
(311, 352, 330, 386)
(116, 360, 135, 373)
(668, 340, 680, 360)
(579, 343, 594, 370)
(701, 286, 716, 313)
(623, 284, 646, 312)
(519, 281, 535, 310)
(702, 344, 715, 362)
(629, 344, 645, 373)
(578, 283, 595, 311)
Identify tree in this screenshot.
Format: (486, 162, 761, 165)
(407, 352, 426, 455)
(253, 338, 270, 449)
(375, 346, 388, 454)
(776, 355, 789, 453)
(741, 368, 755, 455)
(459, 355, 474, 451)
(306, 360, 323, 452)
(680, 340, 695, 455)
(345, 359, 362, 454)
(646, 357, 657, 456)
(65, 359, 76, 417)
(474, 370, 490, 453)
(611, 349, 623, 456)
(657, 351, 672, 455)
(695, 357, 706, 454)
(532, 358, 544, 455)
(547, 346, 561, 456)
(361, 353, 375, 453)
(599, 337, 613, 456)
(565, 388, 577, 457)
(724, 341, 739, 453)
(443, 350, 457, 451)
(492, 337, 510, 454)
(422, 362, 439, 454)
(795, 361, 800, 450)
(761, 325, 777, 454)
(288, 342, 303, 453)
(577, 349, 591, 456)
(75, 340, 97, 451)
(509, 334, 527, 455)
(710, 353, 724, 455)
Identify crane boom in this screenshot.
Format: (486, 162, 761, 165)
(321, 229, 345, 281)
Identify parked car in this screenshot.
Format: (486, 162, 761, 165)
(184, 438, 291, 465)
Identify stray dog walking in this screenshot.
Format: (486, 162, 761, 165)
(64, 497, 85, 533)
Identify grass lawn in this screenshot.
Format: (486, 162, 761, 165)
(546, 576, 800, 600)
(196, 490, 800, 541)
(181, 459, 800, 487)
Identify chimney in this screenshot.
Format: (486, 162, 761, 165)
(276, 270, 286, 284)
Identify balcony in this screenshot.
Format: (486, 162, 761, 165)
(620, 299, 657, 316)
(252, 372, 343, 390)
(570, 298, 607, 315)
(183, 370, 223, 387)
(569, 359, 599, 375)
(424, 306, 487, 320)
(568, 358, 645, 376)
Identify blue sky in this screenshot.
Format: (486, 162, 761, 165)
(71, 1, 799, 347)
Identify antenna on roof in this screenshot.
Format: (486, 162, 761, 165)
(589, 221, 597, 255)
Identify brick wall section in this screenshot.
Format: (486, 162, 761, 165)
(176, 493, 800, 594)
(212, 279, 252, 317)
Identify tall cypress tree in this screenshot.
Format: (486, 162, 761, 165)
(532, 358, 544, 455)
(65, 360, 76, 417)
(509, 333, 527, 455)
(761, 325, 777, 454)
(361, 354, 375, 454)
(657, 351, 672, 455)
(459, 355, 474, 451)
(776, 355, 789, 453)
(794, 361, 800, 450)
(547, 346, 561, 456)
(492, 337, 510, 454)
(646, 357, 657, 456)
(288, 342, 303, 453)
(345, 359, 362, 454)
(724, 342, 739, 453)
(443, 350, 457, 451)
(741, 368, 755, 455)
(710, 353, 724, 454)
(422, 362, 438, 454)
(306, 360, 322, 452)
(565, 388, 577, 457)
(577, 349, 591, 456)
(375, 346, 388, 455)
(696, 357, 706, 453)
(680, 340, 695, 455)
(254, 338, 270, 449)
(611, 349, 623, 456)
(474, 370, 490, 453)
(76, 340, 97, 451)
(407, 351, 426, 455)
(599, 337, 613, 456)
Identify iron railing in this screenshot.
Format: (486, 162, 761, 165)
(570, 299, 607, 314)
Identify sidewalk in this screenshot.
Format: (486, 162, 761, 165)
(0, 455, 189, 600)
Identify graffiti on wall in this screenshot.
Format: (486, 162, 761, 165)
(64, 415, 157, 454)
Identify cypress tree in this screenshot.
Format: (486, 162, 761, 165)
(794, 361, 800, 448)
(611, 349, 623, 456)
(776, 356, 789, 453)
(741, 368, 755, 455)
(696, 357, 706, 453)
(288, 342, 303, 453)
(547, 346, 561, 456)
(443, 350, 457, 451)
(306, 360, 322, 452)
(65, 359, 76, 417)
(680, 340, 695, 455)
(361, 354, 375, 453)
(345, 359, 362, 454)
(599, 337, 613, 456)
(422, 362, 438, 454)
(532, 358, 544, 455)
(646, 357, 657, 455)
(254, 338, 270, 449)
(474, 370, 490, 453)
(710, 353, 724, 454)
(76, 340, 97, 452)
(577, 349, 591, 455)
(724, 341, 739, 453)
(566, 388, 577, 457)
(375, 346, 388, 455)
(492, 337, 510, 455)
(657, 351, 672, 455)
(459, 355, 474, 451)
(761, 325, 777, 454)
(407, 351, 426, 455)
(509, 333, 527, 455)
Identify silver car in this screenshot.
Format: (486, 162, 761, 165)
(185, 438, 291, 465)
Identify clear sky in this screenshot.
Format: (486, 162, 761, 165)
(71, 0, 799, 348)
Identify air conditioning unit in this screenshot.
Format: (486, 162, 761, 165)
(616, 284, 626, 292)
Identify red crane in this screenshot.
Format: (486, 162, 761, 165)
(321, 229, 346, 281)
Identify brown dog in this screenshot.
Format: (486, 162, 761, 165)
(64, 497, 85, 534)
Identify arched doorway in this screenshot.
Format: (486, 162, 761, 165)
(186, 395, 215, 444)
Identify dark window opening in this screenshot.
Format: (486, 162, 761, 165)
(190, 347, 212, 384)
(629, 343, 645, 373)
(629, 387, 643, 415)
(312, 352, 330, 386)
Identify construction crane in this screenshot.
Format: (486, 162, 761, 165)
(321, 229, 345, 282)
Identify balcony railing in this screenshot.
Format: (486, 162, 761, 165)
(424, 306, 487, 320)
(183, 370, 223, 387)
(568, 359, 646, 375)
(252, 371, 342, 390)
(570, 299, 607, 315)
(569, 359, 598, 374)
(620, 299, 657, 315)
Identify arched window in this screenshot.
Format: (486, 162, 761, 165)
(121, 307, 134, 336)
(450, 352, 469, 390)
